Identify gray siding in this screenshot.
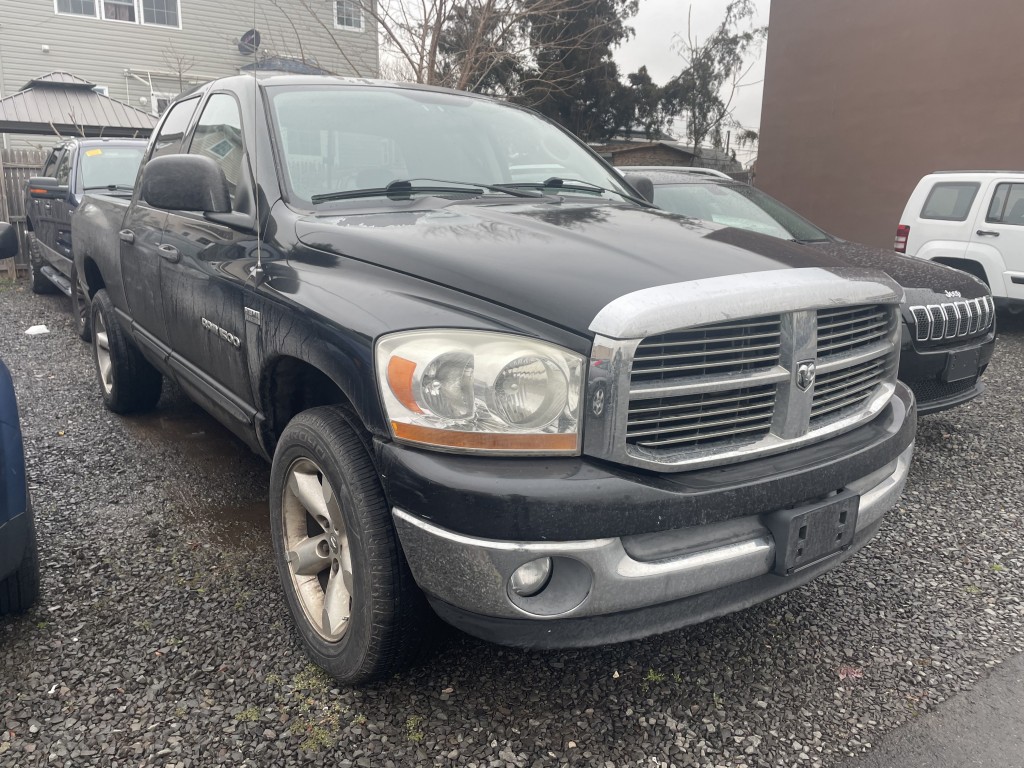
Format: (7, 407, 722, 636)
(0, 0, 377, 146)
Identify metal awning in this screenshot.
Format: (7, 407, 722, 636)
(0, 72, 157, 137)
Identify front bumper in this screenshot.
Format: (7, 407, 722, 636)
(385, 383, 916, 647)
(899, 325, 995, 415)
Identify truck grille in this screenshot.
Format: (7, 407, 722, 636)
(616, 305, 899, 469)
(810, 358, 887, 423)
(909, 296, 994, 343)
(626, 384, 776, 449)
(631, 317, 781, 383)
(816, 305, 890, 357)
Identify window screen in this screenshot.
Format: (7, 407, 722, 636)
(102, 0, 136, 21)
(335, 0, 363, 29)
(920, 182, 979, 221)
(986, 183, 1024, 226)
(56, 0, 97, 16)
(142, 0, 179, 26)
(151, 97, 199, 159)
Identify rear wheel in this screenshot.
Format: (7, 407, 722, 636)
(0, 515, 40, 616)
(90, 289, 162, 413)
(270, 406, 431, 684)
(28, 234, 58, 295)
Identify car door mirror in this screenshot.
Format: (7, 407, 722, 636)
(622, 173, 655, 204)
(0, 222, 18, 260)
(27, 177, 69, 200)
(141, 154, 232, 213)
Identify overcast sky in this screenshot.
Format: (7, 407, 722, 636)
(615, 0, 771, 158)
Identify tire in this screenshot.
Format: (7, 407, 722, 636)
(89, 289, 162, 414)
(270, 406, 431, 684)
(70, 263, 92, 342)
(0, 514, 40, 616)
(28, 234, 58, 295)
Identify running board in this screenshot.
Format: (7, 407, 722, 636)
(40, 265, 72, 297)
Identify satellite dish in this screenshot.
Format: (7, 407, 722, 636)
(238, 29, 261, 55)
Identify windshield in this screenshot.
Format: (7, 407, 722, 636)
(653, 182, 831, 242)
(78, 146, 145, 190)
(268, 85, 633, 205)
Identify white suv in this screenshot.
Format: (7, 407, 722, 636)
(897, 171, 1024, 311)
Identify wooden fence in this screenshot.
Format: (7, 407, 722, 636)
(0, 147, 47, 279)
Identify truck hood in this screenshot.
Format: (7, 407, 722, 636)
(808, 239, 989, 301)
(295, 200, 850, 334)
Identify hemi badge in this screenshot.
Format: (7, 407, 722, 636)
(244, 307, 262, 326)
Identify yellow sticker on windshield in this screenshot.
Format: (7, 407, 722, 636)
(85, 149, 103, 156)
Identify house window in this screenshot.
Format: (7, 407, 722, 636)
(141, 0, 179, 27)
(102, 0, 136, 22)
(335, 0, 364, 31)
(55, 0, 98, 17)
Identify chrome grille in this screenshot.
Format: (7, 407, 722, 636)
(626, 385, 776, 449)
(810, 358, 887, 423)
(909, 296, 995, 343)
(816, 305, 890, 357)
(631, 317, 781, 383)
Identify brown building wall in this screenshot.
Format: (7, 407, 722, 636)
(756, 0, 1024, 249)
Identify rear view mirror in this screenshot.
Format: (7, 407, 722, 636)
(28, 177, 69, 200)
(0, 222, 18, 260)
(141, 154, 231, 213)
(622, 173, 655, 204)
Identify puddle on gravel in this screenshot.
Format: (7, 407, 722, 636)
(124, 394, 253, 461)
(179, 501, 272, 554)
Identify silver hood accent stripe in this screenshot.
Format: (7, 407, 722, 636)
(589, 268, 904, 340)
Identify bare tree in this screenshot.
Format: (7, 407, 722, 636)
(162, 45, 197, 92)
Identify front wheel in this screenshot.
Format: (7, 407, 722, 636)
(90, 289, 162, 413)
(70, 264, 91, 342)
(270, 407, 430, 684)
(28, 235, 58, 295)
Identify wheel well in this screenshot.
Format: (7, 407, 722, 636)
(82, 257, 105, 298)
(932, 257, 990, 287)
(260, 357, 351, 455)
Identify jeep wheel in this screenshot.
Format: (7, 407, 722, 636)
(270, 407, 430, 684)
(90, 289, 162, 413)
(28, 234, 58, 295)
(0, 514, 40, 616)
(70, 264, 91, 342)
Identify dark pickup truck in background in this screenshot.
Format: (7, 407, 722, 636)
(25, 138, 146, 340)
(73, 74, 917, 684)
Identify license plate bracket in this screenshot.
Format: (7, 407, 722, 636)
(943, 347, 982, 383)
(763, 494, 859, 576)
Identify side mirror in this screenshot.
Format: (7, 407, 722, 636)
(28, 177, 69, 200)
(0, 222, 18, 260)
(141, 154, 231, 213)
(622, 173, 655, 204)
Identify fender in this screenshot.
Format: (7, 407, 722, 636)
(919, 239, 1007, 298)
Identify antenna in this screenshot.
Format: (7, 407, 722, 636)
(250, 0, 264, 281)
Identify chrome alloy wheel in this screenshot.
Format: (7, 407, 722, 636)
(281, 457, 354, 641)
(93, 311, 113, 395)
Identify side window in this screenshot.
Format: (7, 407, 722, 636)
(42, 150, 63, 178)
(54, 152, 72, 186)
(188, 93, 247, 205)
(986, 182, 1024, 226)
(150, 97, 200, 159)
(920, 182, 979, 221)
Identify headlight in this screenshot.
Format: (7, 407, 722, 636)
(376, 330, 584, 454)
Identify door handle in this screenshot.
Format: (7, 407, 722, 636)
(119, 229, 135, 244)
(157, 244, 180, 263)
(976, 229, 1000, 237)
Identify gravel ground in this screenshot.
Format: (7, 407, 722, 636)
(1, 279, 1023, 768)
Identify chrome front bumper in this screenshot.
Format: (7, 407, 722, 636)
(393, 444, 913, 622)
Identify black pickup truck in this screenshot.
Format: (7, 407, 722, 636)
(73, 75, 917, 684)
(26, 138, 146, 339)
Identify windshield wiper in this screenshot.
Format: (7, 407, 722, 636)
(84, 184, 134, 192)
(312, 178, 543, 205)
(504, 177, 654, 207)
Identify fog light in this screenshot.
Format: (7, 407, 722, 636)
(509, 557, 552, 597)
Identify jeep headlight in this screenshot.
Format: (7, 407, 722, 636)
(376, 330, 584, 454)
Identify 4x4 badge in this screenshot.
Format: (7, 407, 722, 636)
(796, 360, 816, 391)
